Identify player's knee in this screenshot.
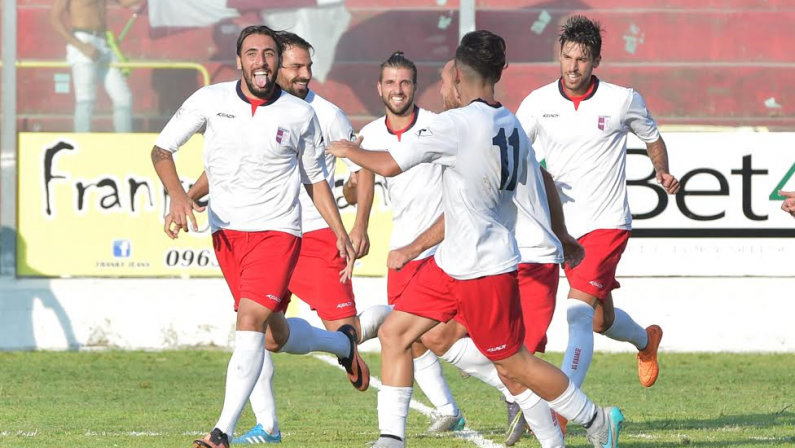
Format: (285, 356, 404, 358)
(377, 319, 410, 351)
(593, 312, 614, 334)
(419, 331, 445, 356)
(265, 331, 287, 352)
(494, 361, 521, 384)
(567, 302, 594, 328)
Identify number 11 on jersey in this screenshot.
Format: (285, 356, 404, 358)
(493, 128, 521, 191)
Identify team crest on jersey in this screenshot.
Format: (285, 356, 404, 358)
(598, 115, 611, 131)
(276, 127, 290, 143)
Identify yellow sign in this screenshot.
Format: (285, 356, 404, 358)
(17, 133, 392, 278)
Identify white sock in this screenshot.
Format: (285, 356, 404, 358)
(249, 350, 279, 434)
(561, 300, 595, 387)
(378, 386, 413, 440)
(441, 337, 514, 402)
(358, 305, 393, 343)
(602, 308, 649, 351)
(513, 390, 564, 448)
(547, 380, 597, 427)
(278, 317, 350, 358)
(413, 350, 458, 416)
(215, 331, 266, 438)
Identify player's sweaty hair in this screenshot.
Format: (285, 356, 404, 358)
(276, 30, 314, 54)
(455, 30, 508, 84)
(379, 51, 418, 84)
(236, 25, 283, 58)
(559, 15, 604, 59)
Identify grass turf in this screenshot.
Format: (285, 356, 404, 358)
(0, 351, 792, 447)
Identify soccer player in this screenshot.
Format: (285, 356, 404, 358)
(328, 30, 624, 448)
(387, 115, 585, 447)
(179, 31, 392, 445)
(780, 190, 795, 217)
(151, 26, 367, 448)
(357, 51, 465, 433)
(515, 16, 680, 400)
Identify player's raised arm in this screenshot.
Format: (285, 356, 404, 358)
(327, 136, 403, 177)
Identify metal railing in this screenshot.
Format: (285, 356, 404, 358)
(0, 60, 211, 86)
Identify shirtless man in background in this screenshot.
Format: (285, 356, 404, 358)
(51, 0, 141, 132)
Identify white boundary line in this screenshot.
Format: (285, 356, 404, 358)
(313, 354, 504, 448)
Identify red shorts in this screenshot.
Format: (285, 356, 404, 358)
(287, 228, 356, 320)
(213, 229, 301, 312)
(518, 263, 560, 354)
(395, 257, 525, 362)
(387, 257, 432, 305)
(563, 229, 630, 301)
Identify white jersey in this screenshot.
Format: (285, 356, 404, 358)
(300, 90, 361, 233)
(391, 100, 528, 280)
(359, 107, 444, 260)
(514, 146, 564, 264)
(155, 81, 326, 235)
(515, 77, 660, 239)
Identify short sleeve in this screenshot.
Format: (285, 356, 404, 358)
(154, 88, 208, 153)
(624, 90, 661, 143)
(328, 110, 362, 173)
(390, 113, 459, 171)
(515, 94, 544, 161)
(298, 113, 328, 185)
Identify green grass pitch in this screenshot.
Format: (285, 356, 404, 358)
(0, 351, 792, 447)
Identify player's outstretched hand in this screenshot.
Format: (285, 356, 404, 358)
(337, 234, 357, 283)
(164, 193, 206, 239)
(657, 172, 680, 195)
(780, 190, 795, 218)
(327, 135, 363, 158)
(559, 233, 585, 269)
(387, 246, 415, 271)
(350, 225, 370, 259)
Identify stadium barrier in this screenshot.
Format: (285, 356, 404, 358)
(1, 60, 211, 86)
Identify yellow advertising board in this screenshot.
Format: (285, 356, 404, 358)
(17, 133, 392, 277)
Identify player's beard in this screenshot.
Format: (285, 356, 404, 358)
(383, 92, 414, 116)
(243, 67, 278, 99)
(282, 76, 310, 100)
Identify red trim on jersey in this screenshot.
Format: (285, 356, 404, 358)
(385, 106, 419, 142)
(235, 80, 282, 116)
(558, 76, 599, 111)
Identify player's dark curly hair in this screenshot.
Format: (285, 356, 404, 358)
(379, 51, 418, 84)
(559, 15, 604, 59)
(236, 25, 283, 57)
(276, 31, 314, 54)
(455, 30, 507, 83)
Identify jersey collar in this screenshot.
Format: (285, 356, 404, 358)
(385, 105, 419, 142)
(558, 76, 599, 110)
(470, 98, 503, 108)
(236, 80, 282, 116)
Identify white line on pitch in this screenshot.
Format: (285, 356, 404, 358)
(313, 354, 504, 448)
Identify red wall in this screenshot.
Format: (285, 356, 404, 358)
(8, 0, 794, 131)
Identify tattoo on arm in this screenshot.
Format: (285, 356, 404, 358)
(646, 138, 669, 174)
(151, 147, 174, 164)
